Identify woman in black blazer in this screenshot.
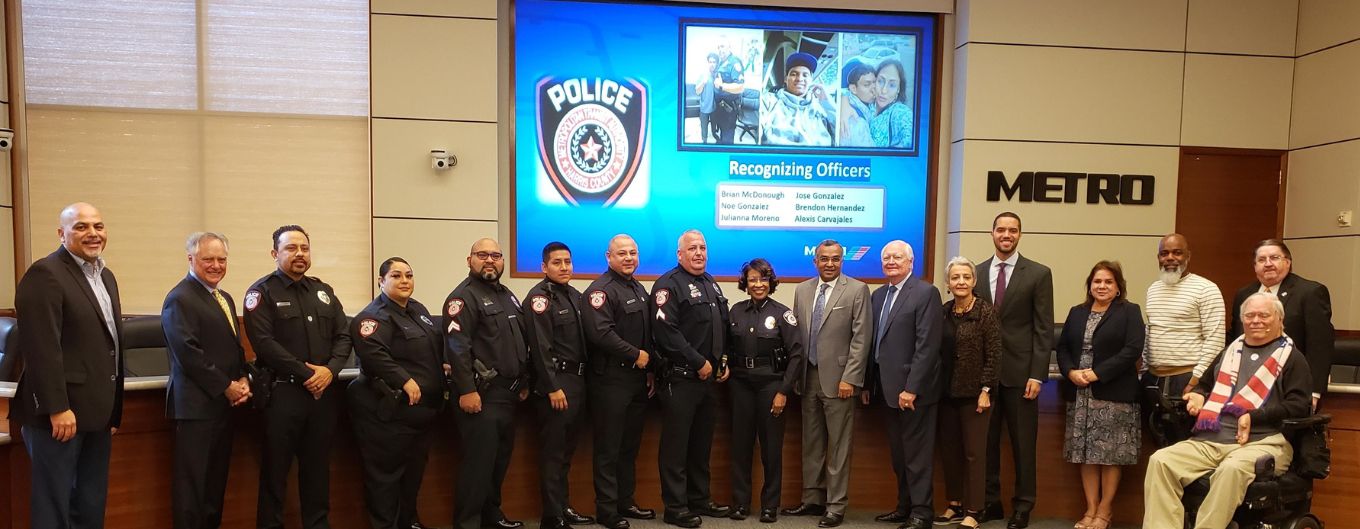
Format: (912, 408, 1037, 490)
(1056, 261, 1144, 529)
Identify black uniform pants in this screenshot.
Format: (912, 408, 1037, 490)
(173, 415, 233, 529)
(258, 382, 341, 529)
(536, 374, 587, 519)
(455, 384, 519, 529)
(589, 366, 649, 523)
(348, 381, 439, 529)
(728, 374, 785, 511)
(658, 376, 717, 516)
(984, 385, 1037, 515)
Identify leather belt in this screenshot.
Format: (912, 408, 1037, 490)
(554, 357, 587, 376)
(732, 356, 772, 369)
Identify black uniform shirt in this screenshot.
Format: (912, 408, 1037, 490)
(243, 269, 351, 381)
(581, 268, 652, 368)
(443, 274, 529, 395)
(729, 297, 806, 394)
(352, 293, 445, 397)
(525, 278, 587, 393)
(651, 265, 730, 371)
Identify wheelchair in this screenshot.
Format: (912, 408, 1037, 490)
(1144, 386, 1331, 529)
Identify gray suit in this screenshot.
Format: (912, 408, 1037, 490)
(973, 254, 1053, 516)
(793, 275, 871, 514)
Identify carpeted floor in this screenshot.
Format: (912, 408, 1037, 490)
(498, 511, 1141, 529)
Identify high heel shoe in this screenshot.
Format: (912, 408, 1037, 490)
(1087, 513, 1111, 529)
(1074, 511, 1095, 529)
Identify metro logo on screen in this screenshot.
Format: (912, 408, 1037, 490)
(535, 77, 650, 207)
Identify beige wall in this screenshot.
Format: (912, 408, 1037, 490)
(1285, 0, 1360, 330)
(1, 9, 13, 310)
(952, 0, 1298, 320)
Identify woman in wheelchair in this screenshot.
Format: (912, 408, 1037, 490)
(1143, 292, 1315, 529)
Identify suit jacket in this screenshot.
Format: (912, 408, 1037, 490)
(12, 246, 125, 431)
(973, 254, 1055, 388)
(1056, 300, 1144, 403)
(870, 277, 943, 408)
(1229, 272, 1334, 392)
(163, 274, 246, 420)
(793, 274, 871, 397)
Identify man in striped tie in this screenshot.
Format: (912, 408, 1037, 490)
(1143, 292, 1313, 529)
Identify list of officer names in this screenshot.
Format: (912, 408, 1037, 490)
(716, 183, 885, 230)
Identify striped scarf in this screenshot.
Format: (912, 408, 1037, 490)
(1193, 336, 1293, 432)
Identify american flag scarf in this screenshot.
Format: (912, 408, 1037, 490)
(1193, 336, 1293, 433)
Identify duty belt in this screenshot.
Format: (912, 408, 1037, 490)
(484, 373, 525, 392)
(553, 357, 587, 376)
(732, 356, 772, 369)
(668, 365, 699, 379)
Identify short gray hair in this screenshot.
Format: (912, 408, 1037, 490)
(186, 232, 229, 255)
(817, 239, 844, 255)
(945, 256, 975, 277)
(677, 229, 705, 249)
(1240, 292, 1285, 321)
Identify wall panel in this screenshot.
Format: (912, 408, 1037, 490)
(1285, 236, 1359, 330)
(373, 217, 498, 301)
(955, 44, 1183, 145)
(371, 0, 497, 18)
(1290, 42, 1360, 149)
(1285, 140, 1360, 239)
(1186, 0, 1298, 56)
(371, 15, 498, 122)
(0, 210, 14, 310)
(372, 118, 499, 221)
(1181, 54, 1293, 149)
(958, 0, 1187, 51)
(1297, 0, 1360, 55)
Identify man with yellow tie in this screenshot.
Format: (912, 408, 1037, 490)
(162, 231, 251, 529)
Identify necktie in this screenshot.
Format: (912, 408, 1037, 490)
(875, 285, 897, 358)
(213, 289, 237, 335)
(809, 283, 830, 366)
(994, 262, 1008, 309)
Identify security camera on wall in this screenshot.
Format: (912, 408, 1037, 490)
(431, 149, 456, 170)
(0, 128, 13, 151)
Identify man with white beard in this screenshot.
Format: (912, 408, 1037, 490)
(1142, 234, 1225, 444)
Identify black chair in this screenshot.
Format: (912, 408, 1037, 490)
(1147, 393, 1329, 529)
(0, 316, 18, 382)
(123, 315, 170, 377)
(736, 88, 759, 143)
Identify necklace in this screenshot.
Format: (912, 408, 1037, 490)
(954, 296, 975, 314)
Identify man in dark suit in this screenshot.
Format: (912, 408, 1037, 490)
(871, 241, 942, 529)
(162, 232, 251, 529)
(13, 202, 124, 529)
(782, 239, 872, 528)
(972, 212, 1053, 529)
(1228, 239, 1333, 409)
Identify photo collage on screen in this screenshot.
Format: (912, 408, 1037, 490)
(681, 25, 919, 154)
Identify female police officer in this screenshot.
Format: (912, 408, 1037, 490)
(348, 257, 447, 529)
(726, 258, 806, 523)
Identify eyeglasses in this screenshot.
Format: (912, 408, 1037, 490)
(1254, 254, 1287, 265)
(473, 251, 504, 261)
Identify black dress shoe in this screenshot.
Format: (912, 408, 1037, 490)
(663, 513, 702, 528)
(817, 512, 844, 528)
(490, 520, 526, 529)
(729, 506, 749, 520)
(978, 503, 1004, 523)
(563, 508, 595, 525)
(691, 502, 731, 518)
(621, 505, 656, 520)
(541, 518, 570, 529)
(600, 518, 629, 529)
(781, 504, 826, 517)
(875, 511, 910, 523)
(759, 509, 777, 523)
(1005, 512, 1030, 529)
(411, 523, 431, 529)
(898, 517, 930, 529)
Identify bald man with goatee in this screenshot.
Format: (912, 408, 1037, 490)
(445, 238, 531, 529)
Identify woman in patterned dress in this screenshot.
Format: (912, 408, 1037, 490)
(1056, 261, 1144, 529)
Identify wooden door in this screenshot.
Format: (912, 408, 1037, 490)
(1176, 147, 1286, 325)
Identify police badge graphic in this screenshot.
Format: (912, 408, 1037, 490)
(536, 77, 649, 207)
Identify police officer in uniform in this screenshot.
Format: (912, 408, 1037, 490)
(726, 258, 805, 523)
(525, 242, 594, 529)
(652, 229, 732, 528)
(244, 225, 352, 529)
(348, 257, 446, 529)
(582, 234, 658, 529)
(445, 238, 529, 529)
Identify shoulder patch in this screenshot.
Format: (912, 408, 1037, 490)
(317, 290, 331, 305)
(590, 290, 607, 309)
(783, 310, 798, 326)
(531, 295, 549, 314)
(655, 289, 670, 306)
(358, 319, 379, 338)
(244, 290, 261, 311)
(447, 298, 464, 317)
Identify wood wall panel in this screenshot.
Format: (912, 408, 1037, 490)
(5, 389, 1360, 527)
